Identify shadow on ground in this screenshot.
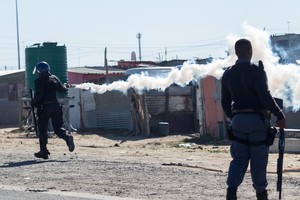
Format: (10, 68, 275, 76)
(0, 159, 69, 168)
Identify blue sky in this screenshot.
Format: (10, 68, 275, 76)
(1, 0, 300, 70)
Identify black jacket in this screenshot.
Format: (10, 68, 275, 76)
(31, 72, 67, 107)
(221, 60, 284, 120)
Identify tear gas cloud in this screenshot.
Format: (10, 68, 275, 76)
(76, 23, 300, 111)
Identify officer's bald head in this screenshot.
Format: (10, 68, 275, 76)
(235, 39, 252, 60)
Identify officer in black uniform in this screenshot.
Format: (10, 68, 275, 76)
(221, 39, 286, 200)
(31, 61, 75, 159)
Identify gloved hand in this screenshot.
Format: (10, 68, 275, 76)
(64, 83, 71, 88)
(277, 118, 286, 130)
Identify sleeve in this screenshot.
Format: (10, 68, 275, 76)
(221, 71, 233, 119)
(54, 75, 68, 93)
(254, 69, 285, 120)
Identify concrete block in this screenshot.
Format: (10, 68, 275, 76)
(269, 138, 300, 153)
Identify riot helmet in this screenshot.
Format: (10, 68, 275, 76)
(32, 61, 50, 74)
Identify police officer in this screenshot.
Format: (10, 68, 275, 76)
(31, 61, 75, 159)
(221, 39, 286, 200)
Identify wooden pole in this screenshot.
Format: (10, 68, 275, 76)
(104, 47, 108, 82)
(141, 93, 150, 137)
(129, 89, 150, 137)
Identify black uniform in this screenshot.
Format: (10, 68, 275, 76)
(221, 60, 284, 120)
(31, 71, 74, 157)
(221, 60, 284, 196)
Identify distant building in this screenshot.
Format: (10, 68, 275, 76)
(0, 69, 25, 127)
(270, 33, 300, 64)
(116, 59, 211, 70)
(117, 61, 157, 70)
(157, 58, 211, 66)
(68, 67, 125, 84)
(131, 51, 137, 61)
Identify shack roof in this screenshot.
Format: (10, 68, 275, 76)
(0, 69, 25, 76)
(68, 67, 125, 75)
(125, 66, 179, 77)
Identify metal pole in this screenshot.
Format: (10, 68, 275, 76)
(105, 47, 108, 73)
(136, 33, 142, 61)
(197, 79, 206, 136)
(15, 0, 21, 69)
(104, 47, 108, 82)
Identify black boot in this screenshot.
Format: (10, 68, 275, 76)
(65, 135, 75, 152)
(226, 187, 237, 200)
(34, 150, 50, 159)
(256, 190, 268, 200)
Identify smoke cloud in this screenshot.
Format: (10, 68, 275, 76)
(76, 23, 300, 111)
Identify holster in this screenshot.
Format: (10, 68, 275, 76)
(227, 125, 234, 141)
(266, 126, 277, 146)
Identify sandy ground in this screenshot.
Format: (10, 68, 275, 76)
(0, 127, 299, 200)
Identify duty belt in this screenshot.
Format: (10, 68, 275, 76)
(232, 109, 270, 118)
(43, 101, 58, 105)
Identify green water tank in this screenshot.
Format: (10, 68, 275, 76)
(25, 42, 68, 98)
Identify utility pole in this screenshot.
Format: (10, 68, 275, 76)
(104, 47, 108, 74)
(104, 47, 108, 82)
(136, 33, 142, 61)
(15, 0, 21, 69)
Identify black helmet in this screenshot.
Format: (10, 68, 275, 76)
(33, 61, 50, 74)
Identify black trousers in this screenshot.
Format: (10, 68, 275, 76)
(37, 103, 67, 151)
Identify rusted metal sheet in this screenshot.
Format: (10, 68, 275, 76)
(146, 85, 196, 134)
(168, 114, 195, 133)
(202, 76, 227, 139)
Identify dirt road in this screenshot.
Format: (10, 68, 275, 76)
(0, 128, 299, 200)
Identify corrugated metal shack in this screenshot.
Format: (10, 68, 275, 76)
(67, 88, 133, 132)
(126, 66, 197, 134)
(0, 69, 25, 127)
(68, 66, 197, 135)
(69, 85, 197, 135)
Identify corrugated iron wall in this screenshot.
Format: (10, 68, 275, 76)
(77, 85, 196, 134)
(82, 90, 133, 131)
(146, 85, 197, 134)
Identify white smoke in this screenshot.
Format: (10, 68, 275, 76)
(76, 23, 300, 111)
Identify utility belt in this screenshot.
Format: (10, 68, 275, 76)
(35, 101, 58, 110)
(232, 109, 270, 119)
(227, 125, 277, 146)
(228, 109, 276, 146)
